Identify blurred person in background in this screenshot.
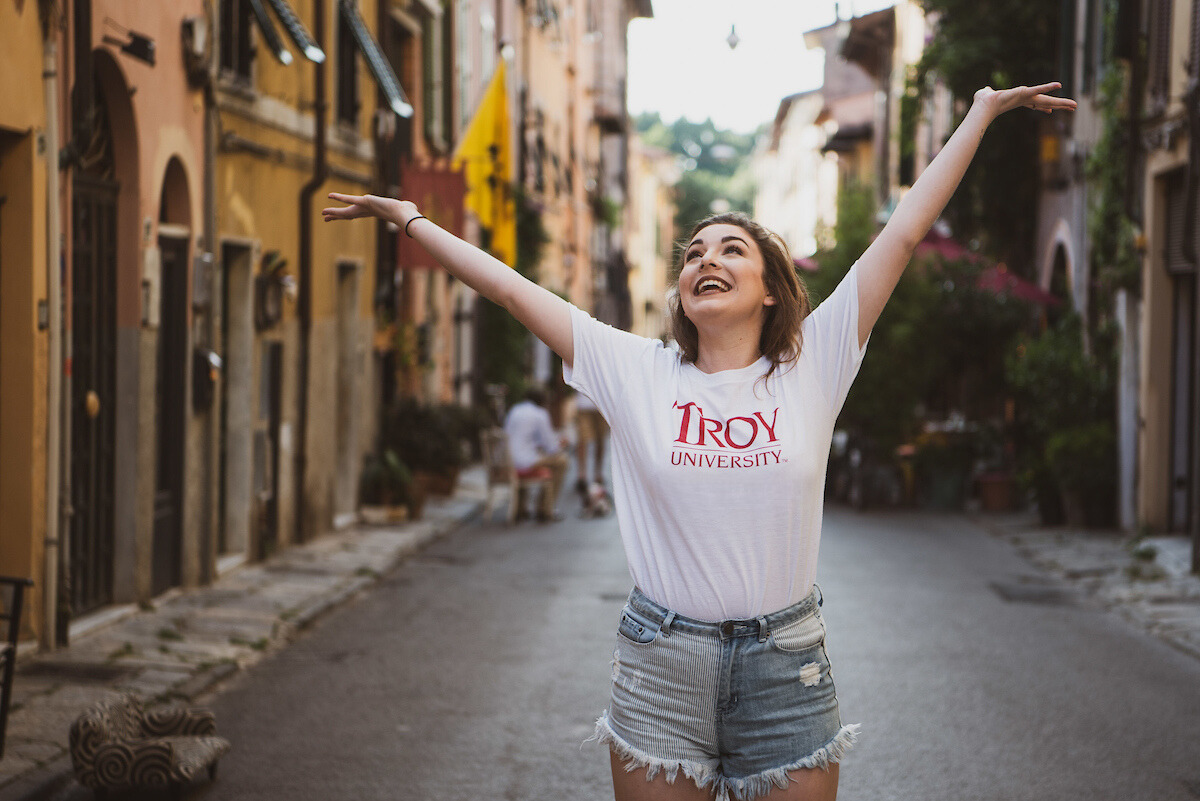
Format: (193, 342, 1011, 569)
(574, 390, 610, 497)
(504, 386, 569, 522)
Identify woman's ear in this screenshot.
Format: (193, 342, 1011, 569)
(763, 294, 777, 307)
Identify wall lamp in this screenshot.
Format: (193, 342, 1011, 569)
(103, 17, 156, 65)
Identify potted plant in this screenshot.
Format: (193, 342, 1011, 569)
(383, 398, 465, 497)
(973, 423, 1017, 513)
(1006, 314, 1116, 526)
(1045, 422, 1116, 527)
(437, 402, 494, 462)
(913, 429, 975, 511)
(359, 449, 418, 522)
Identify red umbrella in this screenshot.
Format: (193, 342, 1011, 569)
(975, 263, 1061, 307)
(914, 229, 1062, 307)
(914, 228, 984, 263)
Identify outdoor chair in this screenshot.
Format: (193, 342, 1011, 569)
(0, 575, 33, 759)
(69, 693, 231, 799)
(480, 427, 552, 524)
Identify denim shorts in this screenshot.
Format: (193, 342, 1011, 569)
(589, 586, 860, 801)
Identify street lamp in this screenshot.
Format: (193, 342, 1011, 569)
(726, 24, 740, 50)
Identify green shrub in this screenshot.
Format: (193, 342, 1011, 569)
(437, 402, 494, 461)
(1006, 313, 1116, 523)
(1045, 422, 1116, 493)
(360, 449, 413, 506)
(382, 398, 465, 475)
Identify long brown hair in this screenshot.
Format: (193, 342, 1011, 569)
(667, 212, 811, 383)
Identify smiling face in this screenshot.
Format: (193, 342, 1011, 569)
(667, 211, 811, 377)
(677, 223, 776, 326)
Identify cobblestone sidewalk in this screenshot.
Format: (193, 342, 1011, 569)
(0, 467, 490, 801)
(978, 513, 1200, 661)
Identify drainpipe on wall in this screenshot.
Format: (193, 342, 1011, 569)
(42, 21, 62, 651)
(297, 0, 328, 543)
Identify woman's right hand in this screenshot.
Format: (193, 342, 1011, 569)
(322, 193, 418, 226)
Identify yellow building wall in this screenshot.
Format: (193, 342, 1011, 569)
(0, 132, 49, 641)
(0, 0, 48, 639)
(523, 0, 595, 311)
(0, 2, 46, 133)
(216, 0, 379, 540)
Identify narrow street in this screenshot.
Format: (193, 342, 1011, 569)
(176, 504, 1200, 801)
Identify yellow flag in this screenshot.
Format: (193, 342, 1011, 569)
(452, 61, 516, 266)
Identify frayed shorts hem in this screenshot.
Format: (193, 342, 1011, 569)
(587, 711, 861, 801)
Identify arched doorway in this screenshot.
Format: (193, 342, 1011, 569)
(1048, 244, 1071, 326)
(153, 157, 191, 595)
(68, 51, 134, 618)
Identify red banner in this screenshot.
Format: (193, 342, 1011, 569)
(395, 159, 467, 269)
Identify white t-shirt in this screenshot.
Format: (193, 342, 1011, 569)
(564, 263, 868, 621)
(504, 400, 560, 472)
(576, 391, 599, 413)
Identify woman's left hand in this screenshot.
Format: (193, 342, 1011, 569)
(975, 82, 1077, 117)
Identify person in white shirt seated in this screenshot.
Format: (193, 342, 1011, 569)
(503, 387, 568, 522)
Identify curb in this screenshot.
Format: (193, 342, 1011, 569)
(970, 513, 1200, 664)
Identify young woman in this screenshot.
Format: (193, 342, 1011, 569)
(324, 83, 1075, 801)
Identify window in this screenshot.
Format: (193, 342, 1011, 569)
(422, 5, 446, 149)
(220, 0, 255, 82)
(336, 1, 360, 125)
(480, 11, 495, 83)
(441, 3, 454, 146)
(339, 0, 411, 119)
(1058, 0, 1078, 98)
(1082, 0, 1097, 94)
(1191, 0, 1200, 80)
(456, 0, 470, 132)
(1147, 0, 1173, 109)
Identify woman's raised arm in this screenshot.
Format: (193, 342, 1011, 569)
(853, 82, 1076, 347)
(323, 193, 574, 367)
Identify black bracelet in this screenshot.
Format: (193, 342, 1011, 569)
(404, 215, 427, 238)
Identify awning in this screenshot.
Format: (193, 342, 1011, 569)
(339, 0, 413, 118)
(265, 0, 325, 63)
(976, 264, 1062, 307)
(821, 122, 873, 154)
(247, 0, 293, 65)
(247, 0, 324, 64)
(914, 228, 983, 263)
(914, 230, 1061, 307)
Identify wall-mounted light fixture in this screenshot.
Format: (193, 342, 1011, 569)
(104, 17, 156, 65)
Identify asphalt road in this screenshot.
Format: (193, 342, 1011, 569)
(183, 504, 1200, 801)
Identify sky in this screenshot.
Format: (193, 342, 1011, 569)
(627, 0, 895, 134)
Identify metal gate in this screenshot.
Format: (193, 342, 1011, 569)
(69, 175, 118, 616)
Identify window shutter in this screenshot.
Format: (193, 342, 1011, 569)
(1149, 0, 1172, 105)
(1192, 0, 1200, 74)
(1165, 169, 1199, 275)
